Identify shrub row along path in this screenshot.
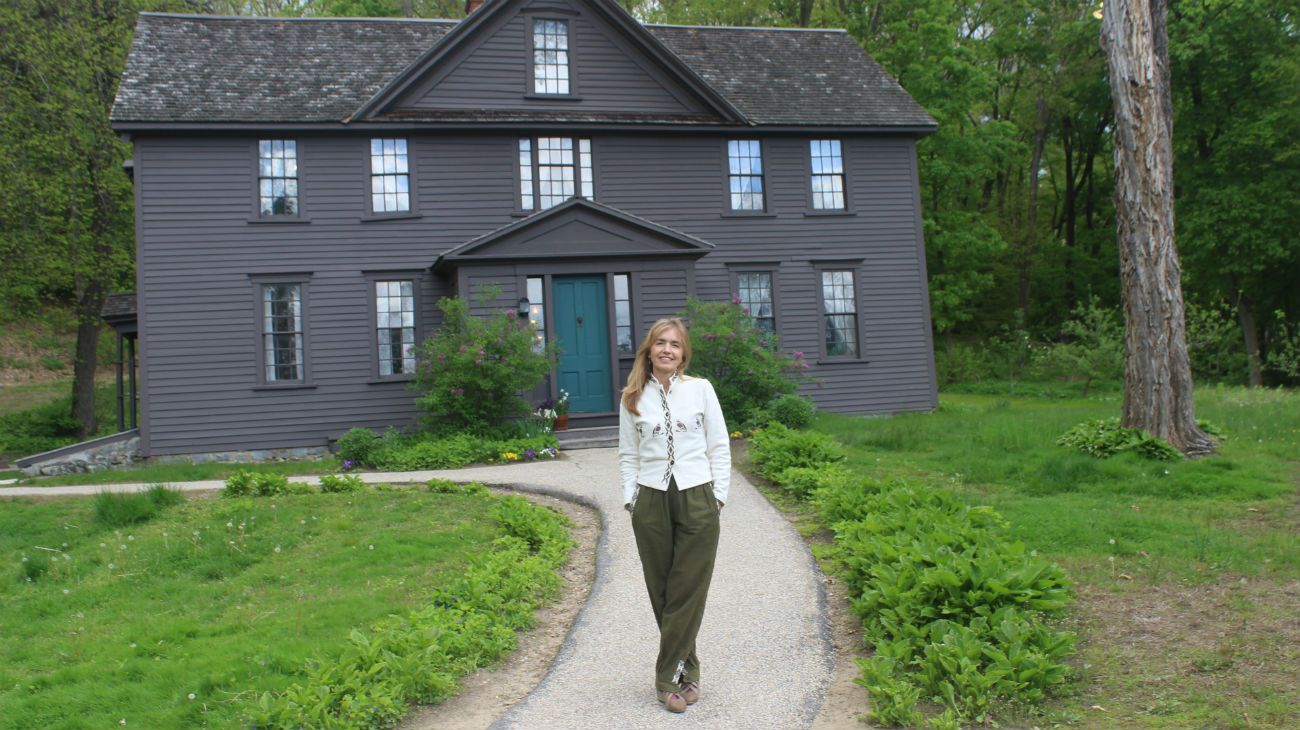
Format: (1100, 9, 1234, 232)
(4, 447, 837, 729)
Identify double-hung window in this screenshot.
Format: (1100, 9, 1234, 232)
(735, 272, 776, 335)
(258, 140, 298, 216)
(809, 140, 846, 210)
(727, 140, 765, 211)
(532, 19, 571, 95)
(261, 282, 306, 383)
(369, 138, 410, 214)
(375, 280, 416, 377)
(518, 136, 593, 210)
(821, 270, 859, 357)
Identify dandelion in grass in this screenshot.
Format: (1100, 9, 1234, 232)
(188, 693, 196, 701)
(274, 545, 282, 554)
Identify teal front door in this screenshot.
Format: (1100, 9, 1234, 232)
(553, 275, 612, 413)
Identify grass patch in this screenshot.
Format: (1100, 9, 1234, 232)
(0, 486, 533, 728)
(0, 382, 117, 462)
(7, 458, 340, 488)
(805, 384, 1300, 728)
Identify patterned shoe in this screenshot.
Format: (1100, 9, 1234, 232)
(657, 690, 687, 713)
(679, 681, 700, 705)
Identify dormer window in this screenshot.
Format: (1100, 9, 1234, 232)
(532, 19, 570, 95)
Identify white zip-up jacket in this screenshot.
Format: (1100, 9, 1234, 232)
(619, 373, 731, 507)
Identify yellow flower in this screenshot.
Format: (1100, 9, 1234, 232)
(501, 452, 519, 461)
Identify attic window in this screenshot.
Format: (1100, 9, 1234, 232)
(532, 19, 570, 95)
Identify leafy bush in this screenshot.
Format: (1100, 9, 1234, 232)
(750, 426, 1075, 724)
(336, 427, 380, 467)
(680, 297, 809, 427)
(1033, 297, 1123, 396)
(366, 430, 559, 471)
(767, 393, 816, 429)
(426, 478, 489, 496)
(1185, 300, 1250, 384)
(247, 493, 573, 729)
(222, 470, 293, 498)
(1056, 418, 1183, 460)
(1266, 310, 1300, 382)
(412, 295, 556, 435)
(144, 484, 186, 509)
(318, 473, 366, 494)
(748, 423, 845, 481)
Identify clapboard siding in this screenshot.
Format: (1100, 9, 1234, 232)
(396, 2, 700, 115)
(134, 130, 934, 456)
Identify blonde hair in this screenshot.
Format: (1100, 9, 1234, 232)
(621, 318, 692, 415)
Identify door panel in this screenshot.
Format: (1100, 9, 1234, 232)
(553, 276, 612, 413)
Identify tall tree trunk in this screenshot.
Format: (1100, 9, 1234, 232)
(1228, 274, 1265, 387)
(1100, 0, 1215, 456)
(72, 278, 105, 438)
(1019, 95, 1049, 318)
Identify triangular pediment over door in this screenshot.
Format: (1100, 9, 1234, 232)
(434, 198, 714, 271)
(354, 0, 745, 123)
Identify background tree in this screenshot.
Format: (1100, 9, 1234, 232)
(1100, 0, 1215, 455)
(0, 0, 147, 437)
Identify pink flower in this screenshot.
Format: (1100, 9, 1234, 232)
(506, 308, 516, 317)
(474, 359, 483, 366)
(733, 294, 742, 304)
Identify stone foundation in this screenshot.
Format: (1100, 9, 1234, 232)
(151, 446, 330, 465)
(18, 432, 329, 477)
(19, 433, 143, 477)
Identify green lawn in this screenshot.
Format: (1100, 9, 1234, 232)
(6, 458, 342, 488)
(0, 488, 500, 729)
(812, 385, 1300, 728)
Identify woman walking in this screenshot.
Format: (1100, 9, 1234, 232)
(618, 317, 731, 714)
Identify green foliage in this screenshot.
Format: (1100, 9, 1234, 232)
(1266, 310, 1300, 380)
(412, 295, 556, 435)
(363, 429, 559, 471)
(1057, 418, 1184, 461)
(426, 478, 489, 496)
(318, 473, 366, 494)
(336, 427, 381, 467)
(751, 419, 1075, 723)
(248, 494, 572, 730)
(223, 470, 293, 498)
(748, 423, 845, 482)
(1033, 297, 1123, 396)
(766, 393, 816, 429)
(0, 382, 118, 459)
(1185, 300, 1251, 384)
(0, 489, 503, 727)
(680, 297, 809, 427)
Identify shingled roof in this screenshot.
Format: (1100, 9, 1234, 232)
(111, 13, 934, 130)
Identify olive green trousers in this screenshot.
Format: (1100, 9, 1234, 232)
(630, 477, 721, 692)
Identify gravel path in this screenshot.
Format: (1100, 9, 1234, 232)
(3, 448, 836, 728)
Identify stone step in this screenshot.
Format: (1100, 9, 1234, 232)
(555, 425, 619, 450)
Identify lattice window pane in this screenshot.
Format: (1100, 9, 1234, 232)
(613, 273, 633, 353)
(369, 138, 410, 213)
(263, 284, 303, 381)
(736, 272, 775, 334)
(527, 276, 546, 352)
(821, 271, 858, 356)
(727, 140, 765, 211)
(259, 138, 299, 216)
(810, 139, 846, 210)
(533, 19, 570, 95)
(375, 280, 416, 375)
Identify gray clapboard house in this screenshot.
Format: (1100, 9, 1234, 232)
(107, 0, 938, 459)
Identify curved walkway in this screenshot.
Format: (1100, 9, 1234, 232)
(3, 447, 835, 728)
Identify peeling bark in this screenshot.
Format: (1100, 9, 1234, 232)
(1100, 0, 1215, 456)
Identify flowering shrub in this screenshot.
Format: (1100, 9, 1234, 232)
(680, 297, 810, 427)
(413, 296, 556, 435)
